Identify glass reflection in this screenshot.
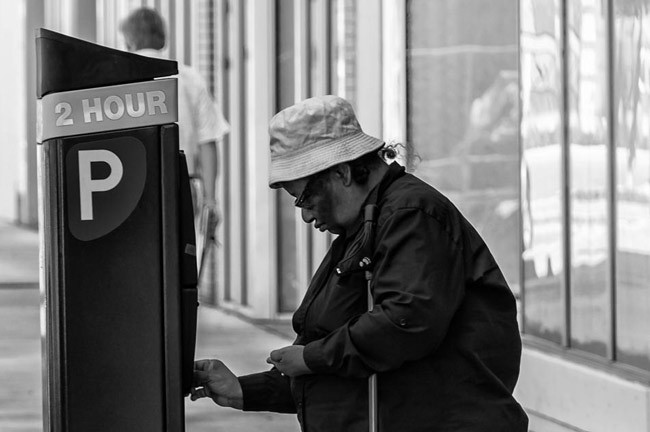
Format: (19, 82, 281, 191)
(614, 0, 650, 370)
(406, 0, 520, 290)
(567, 0, 610, 357)
(520, 0, 565, 343)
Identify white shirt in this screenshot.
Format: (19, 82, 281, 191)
(136, 49, 230, 174)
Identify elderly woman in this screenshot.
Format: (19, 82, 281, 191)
(191, 95, 528, 431)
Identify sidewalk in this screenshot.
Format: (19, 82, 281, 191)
(0, 221, 42, 432)
(0, 221, 39, 287)
(0, 221, 300, 432)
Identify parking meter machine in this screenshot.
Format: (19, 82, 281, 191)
(36, 29, 198, 432)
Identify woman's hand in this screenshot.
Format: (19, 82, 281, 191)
(191, 359, 243, 410)
(266, 345, 313, 377)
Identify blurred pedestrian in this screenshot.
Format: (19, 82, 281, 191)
(190, 95, 528, 431)
(120, 7, 229, 230)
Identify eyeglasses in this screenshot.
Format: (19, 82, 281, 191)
(294, 169, 332, 208)
(294, 175, 318, 208)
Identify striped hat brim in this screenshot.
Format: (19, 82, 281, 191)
(269, 131, 385, 188)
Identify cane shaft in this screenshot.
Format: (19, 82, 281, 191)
(366, 272, 377, 432)
(369, 374, 378, 432)
(363, 204, 379, 432)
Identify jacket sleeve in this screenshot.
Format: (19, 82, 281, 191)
(303, 208, 466, 377)
(238, 368, 296, 413)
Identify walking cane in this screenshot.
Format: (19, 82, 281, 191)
(360, 204, 379, 432)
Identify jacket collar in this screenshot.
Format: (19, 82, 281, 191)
(363, 162, 405, 209)
(335, 162, 405, 276)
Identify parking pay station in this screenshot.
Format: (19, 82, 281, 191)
(37, 29, 198, 431)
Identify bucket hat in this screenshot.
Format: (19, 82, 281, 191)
(268, 95, 385, 188)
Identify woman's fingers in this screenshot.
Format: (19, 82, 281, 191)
(190, 386, 209, 401)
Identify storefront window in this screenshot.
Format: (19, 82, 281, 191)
(567, 0, 611, 357)
(309, 0, 330, 97)
(406, 0, 520, 290)
(331, 0, 357, 101)
(521, 0, 650, 371)
(614, 0, 650, 370)
(520, 0, 565, 344)
(276, 0, 300, 313)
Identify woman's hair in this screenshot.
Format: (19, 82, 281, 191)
(308, 144, 403, 186)
(120, 8, 166, 51)
(348, 148, 388, 185)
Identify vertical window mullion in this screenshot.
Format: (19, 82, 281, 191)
(240, 0, 248, 305)
(606, 0, 617, 362)
(294, 0, 312, 293)
(220, 0, 232, 302)
(561, 0, 572, 349)
(517, 0, 525, 333)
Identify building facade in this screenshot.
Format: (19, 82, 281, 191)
(3, 0, 650, 430)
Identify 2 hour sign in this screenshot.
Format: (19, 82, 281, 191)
(38, 78, 178, 143)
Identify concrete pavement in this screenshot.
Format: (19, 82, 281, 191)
(0, 288, 42, 432)
(0, 221, 300, 431)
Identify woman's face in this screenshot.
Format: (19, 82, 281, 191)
(283, 171, 354, 236)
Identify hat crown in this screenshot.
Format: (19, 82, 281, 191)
(267, 95, 384, 188)
(269, 95, 361, 158)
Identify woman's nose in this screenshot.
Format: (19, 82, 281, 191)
(301, 208, 315, 224)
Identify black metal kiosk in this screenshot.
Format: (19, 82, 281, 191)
(36, 29, 198, 432)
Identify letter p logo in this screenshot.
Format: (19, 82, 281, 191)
(78, 150, 124, 221)
(66, 136, 146, 241)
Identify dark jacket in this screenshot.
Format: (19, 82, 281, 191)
(239, 163, 528, 431)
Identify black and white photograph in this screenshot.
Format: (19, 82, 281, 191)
(1, 1, 649, 431)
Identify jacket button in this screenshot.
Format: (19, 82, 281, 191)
(399, 318, 407, 327)
(335, 268, 342, 274)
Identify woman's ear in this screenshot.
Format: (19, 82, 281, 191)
(332, 163, 353, 186)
